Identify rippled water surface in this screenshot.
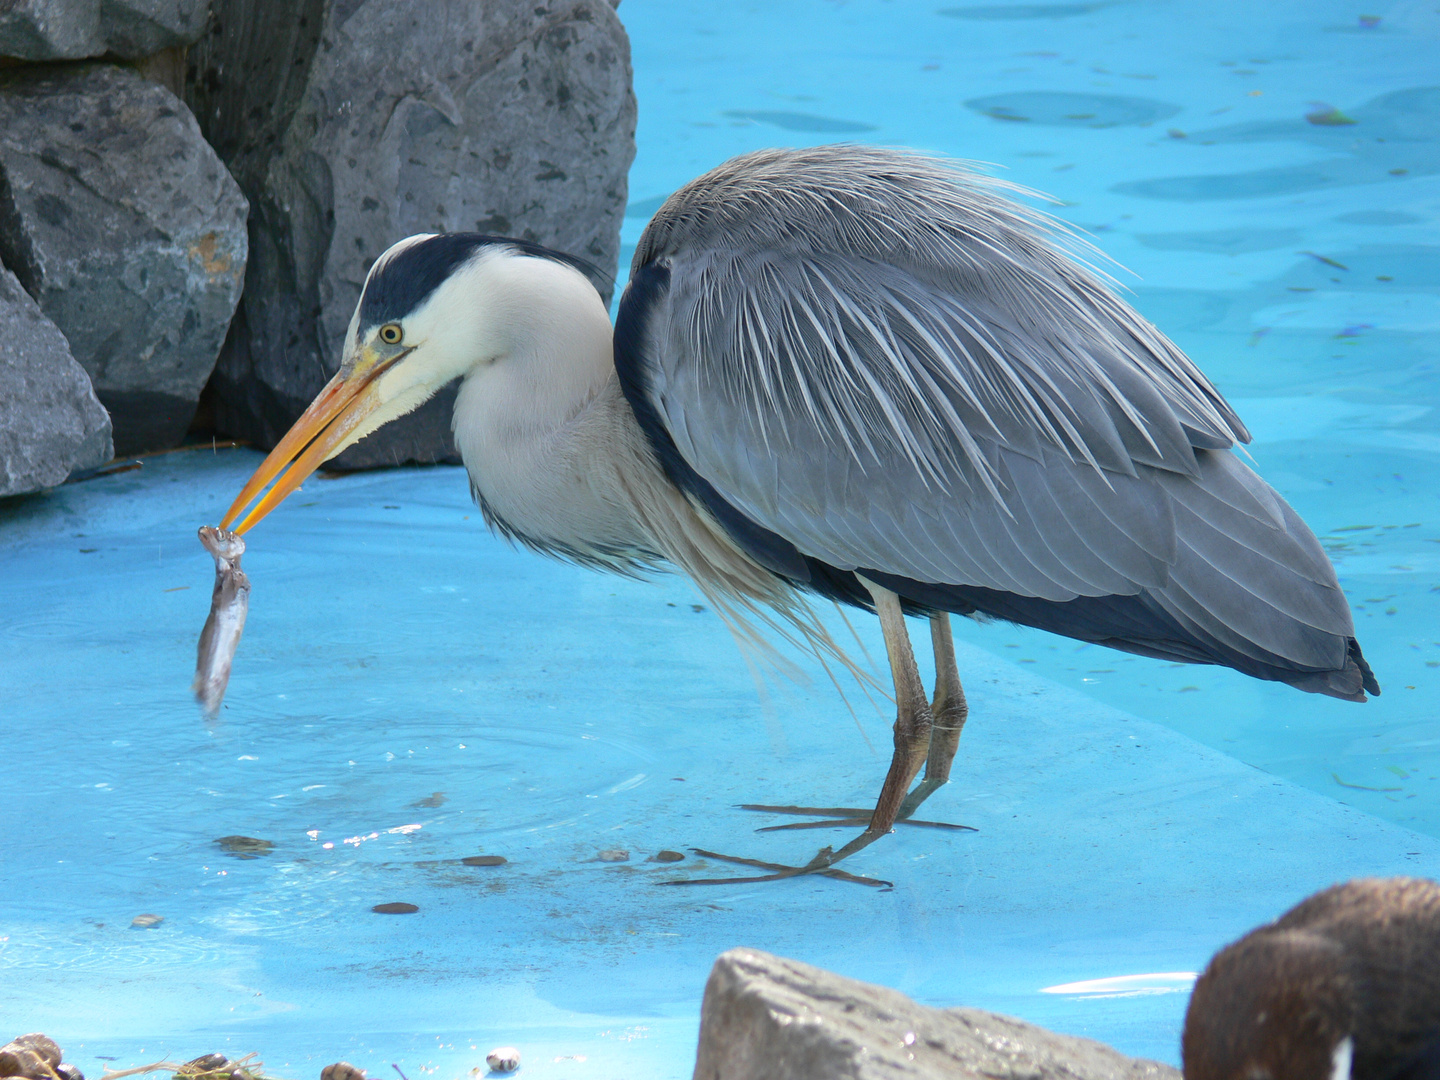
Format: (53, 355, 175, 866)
(3, 1, 1438, 1076)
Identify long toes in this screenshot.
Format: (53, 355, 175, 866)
(893, 818, 978, 832)
(755, 817, 870, 833)
(659, 871, 793, 886)
(739, 804, 874, 817)
(656, 848, 890, 888)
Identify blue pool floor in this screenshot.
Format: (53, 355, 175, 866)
(3, 0, 1439, 1076)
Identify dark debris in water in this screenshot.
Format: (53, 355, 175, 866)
(214, 836, 274, 859)
(461, 855, 507, 867)
(372, 902, 419, 914)
(1306, 104, 1357, 126)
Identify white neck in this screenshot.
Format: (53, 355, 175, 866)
(447, 253, 656, 560)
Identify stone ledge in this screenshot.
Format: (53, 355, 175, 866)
(693, 948, 1182, 1080)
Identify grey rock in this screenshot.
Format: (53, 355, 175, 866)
(184, 0, 636, 469)
(0, 63, 248, 455)
(0, 0, 209, 60)
(0, 259, 112, 497)
(101, 0, 211, 57)
(0, 1, 103, 60)
(693, 948, 1183, 1080)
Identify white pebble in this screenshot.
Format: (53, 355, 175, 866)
(597, 849, 629, 862)
(485, 1047, 520, 1073)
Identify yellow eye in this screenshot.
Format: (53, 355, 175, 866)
(378, 323, 403, 345)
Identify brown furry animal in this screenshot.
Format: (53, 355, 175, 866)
(1183, 878, 1440, 1080)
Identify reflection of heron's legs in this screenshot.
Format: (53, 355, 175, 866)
(897, 613, 968, 820)
(669, 583, 964, 887)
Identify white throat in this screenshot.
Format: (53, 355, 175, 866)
(1330, 1037, 1353, 1080)
(448, 252, 656, 559)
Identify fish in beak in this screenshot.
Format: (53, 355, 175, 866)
(220, 341, 413, 534)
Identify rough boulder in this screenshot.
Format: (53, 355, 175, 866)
(693, 948, 1183, 1080)
(185, 0, 637, 469)
(0, 62, 248, 455)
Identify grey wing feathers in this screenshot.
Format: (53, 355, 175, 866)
(628, 145, 1368, 692)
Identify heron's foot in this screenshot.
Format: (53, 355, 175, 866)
(740, 803, 976, 834)
(659, 843, 893, 889)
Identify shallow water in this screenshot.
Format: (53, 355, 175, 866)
(3, 1, 1438, 1077)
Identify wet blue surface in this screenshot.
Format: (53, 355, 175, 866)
(3, 1, 1438, 1077)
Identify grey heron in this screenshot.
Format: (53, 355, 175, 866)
(221, 144, 1378, 884)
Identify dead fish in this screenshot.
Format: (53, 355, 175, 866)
(194, 526, 250, 719)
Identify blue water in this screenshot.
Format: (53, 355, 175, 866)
(2, 2, 1437, 1077)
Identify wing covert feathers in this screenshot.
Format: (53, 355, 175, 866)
(616, 145, 1376, 700)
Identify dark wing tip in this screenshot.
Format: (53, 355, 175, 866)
(1350, 637, 1381, 697)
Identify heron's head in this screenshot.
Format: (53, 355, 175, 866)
(221, 232, 609, 533)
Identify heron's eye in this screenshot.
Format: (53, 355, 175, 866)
(378, 323, 403, 345)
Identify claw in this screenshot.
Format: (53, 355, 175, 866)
(658, 848, 892, 888)
(756, 817, 870, 832)
(743, 804, 977, 833)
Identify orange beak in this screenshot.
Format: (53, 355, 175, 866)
(220, 348, 410, 534)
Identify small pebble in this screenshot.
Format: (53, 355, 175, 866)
(461, 855, 507, 867)
(649, 850, 685, 863)
(597, 849, 629, 862)
(56, 1063, 84, 1080)
(485, 1048, 520, 1074)
(131, 913, 164, 929)
(372, 902, 419, 914)
(321, 1063, 366, 1080)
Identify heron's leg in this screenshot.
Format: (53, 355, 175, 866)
(752, 580, 937, 871)
(666, 592, 970, 887)
(897, 613, 968, 820)
(741, 610, 973, 833)
(856, 580, 935, 834)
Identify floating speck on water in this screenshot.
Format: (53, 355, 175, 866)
(372, 902, 419, 915)
(215, 835, 274, 858)
(462, 855, 507, 867)
(1305, 104, 1356, 126)
(1298, 250, 1349, 270)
